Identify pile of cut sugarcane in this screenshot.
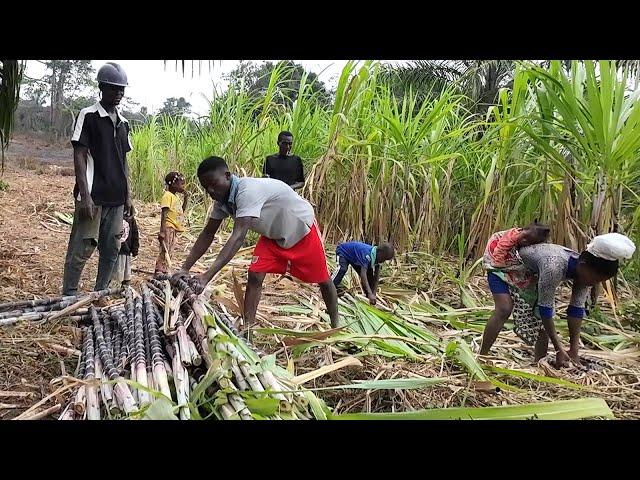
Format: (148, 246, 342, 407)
(58, 276, 323, 420)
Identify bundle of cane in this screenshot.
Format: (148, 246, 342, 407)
(91, 307, 137, 414)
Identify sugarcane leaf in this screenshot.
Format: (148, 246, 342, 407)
(307, 377, 447, 391)
(445, 340, 489, 381)
(486, 366, 586, 390)
(118, 378, 171, 402)
(203, 314, 216, 328)
(292, 342, 318, 357)
(213, 391, 228, 407)
(258, 354, 277, 372)
(188, 403, 203, 420)
(277, 358, 291, 377)
(190, 362, 226, 403)
(330, 398, 614, 420)
(143, 397, 179, 420)
(306, 390, 329, 420)
(245, 397, 279, 416)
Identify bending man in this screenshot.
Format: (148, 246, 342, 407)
(175, 156, 339, 329)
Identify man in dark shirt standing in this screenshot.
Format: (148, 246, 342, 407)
(62, 62, 134, 296)
(262, 131, 305, 190)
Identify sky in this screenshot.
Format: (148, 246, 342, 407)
(22, 60, 361, 117)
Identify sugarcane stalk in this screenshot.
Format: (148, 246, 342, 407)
(93, 354, 114, 410)
(129, 360, 138, 403)
(217, 376, 253, 420)
(170, 338, 190, 420)
(188, 338, 202, 366)
(163, 359, 173, 381)
(170, 291, 185, 333)
(189, 376, 198, 392)
(83, 326, 101, 420)
(141, 299, 156, 398)
(91, 306, 137, 415)
(0, 288, 120, 312)
(133, 297, 150, 406)
(0, 311, 90, 327)
(163, 280, 172, 333)
(183, 310, 194, 329)
(216, 343, 272, 400)
(0, 298, 81, 319)
(125, 287, 135, 340)
(142, 284, 172, 400)
(165, 274, 198, 304)
(176, 316, 192, 366)
(113, 326, 122, 372)
(146, 281, 165, 299)
(229, 358, 249, 391)
(215, 306, 266, 357)
(260, 370, 293, 401)
(111, 308, 130, 370)
(257, 372, 293, 413)
(219, 402, 236, 420)
(19, 403, 62, 420)
(185, 299, 215, 366)
(58, 402, 75, 420)
(48, 295, 100, 322)
(0, 294, 73, 312)
(102, 312, 113, 359)
(294, 395, 310, 410)
(76, 329, 87, 380)
(73, 385, 86, 416)
(235, 360, 264, 393)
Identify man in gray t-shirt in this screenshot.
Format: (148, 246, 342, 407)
(174, 156, 340, 330)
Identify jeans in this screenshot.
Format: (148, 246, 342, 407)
(62, 200, 124, 295)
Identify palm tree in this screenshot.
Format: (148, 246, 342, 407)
(0, 60, 25, 173)
(381, 60, 515, 116)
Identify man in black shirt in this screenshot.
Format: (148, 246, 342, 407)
(62, 62, 134, 296)
(262, 131, 305, 190)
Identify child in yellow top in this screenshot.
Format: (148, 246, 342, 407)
(155, 172, 189, 275)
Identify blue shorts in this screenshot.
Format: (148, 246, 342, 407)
(487, 272, 510, 294)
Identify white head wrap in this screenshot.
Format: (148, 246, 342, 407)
(586, 233, 636, 261)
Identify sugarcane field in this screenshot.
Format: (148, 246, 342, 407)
(1, 59, 640, 421)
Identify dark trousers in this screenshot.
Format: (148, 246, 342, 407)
(62, 200, 124, 295)
(331, 255, 375, 290)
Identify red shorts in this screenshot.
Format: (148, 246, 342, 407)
(249, 223, 330, 283)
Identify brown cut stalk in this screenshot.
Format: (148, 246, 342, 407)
(58, 402, 75, 420)
(73, 385, 86, 416)
(19, 404, 62, 420)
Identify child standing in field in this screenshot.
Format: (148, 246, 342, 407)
(155, 172, 189, 275)
(332, 241, 395, 305)
(112, 212, 139, 287)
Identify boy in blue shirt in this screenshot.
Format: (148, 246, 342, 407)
(332, 241, 395, 305)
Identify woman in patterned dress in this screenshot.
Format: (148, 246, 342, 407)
(480, 233, 635, 368)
